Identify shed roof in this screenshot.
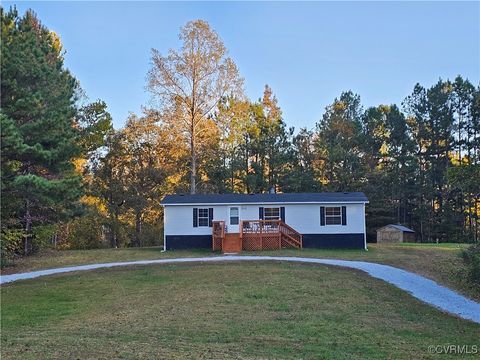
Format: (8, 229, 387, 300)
(378, 224, 415, 233)
(161, 192, 368, 205)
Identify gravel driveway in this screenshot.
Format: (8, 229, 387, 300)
(1, 255, 479, 324)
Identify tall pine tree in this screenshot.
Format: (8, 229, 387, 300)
(1, 8, 82, 253)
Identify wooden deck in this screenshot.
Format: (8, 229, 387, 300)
(212, 220, 302, 253)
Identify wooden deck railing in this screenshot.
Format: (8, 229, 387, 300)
(212, 219, 302, 252)
(241, 219, 280, 234)
(240, 220, 302, 251)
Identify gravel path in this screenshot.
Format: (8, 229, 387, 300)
(1, 255, 479, 324)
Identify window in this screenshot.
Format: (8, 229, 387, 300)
(230, 207, 239, 225)
(325, 206, 341, 225)
(264, 207, 280, 221)
(198, 208, 209, 227)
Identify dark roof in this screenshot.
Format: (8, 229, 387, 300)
(379, 224, 415, 233)
(161, 192, 368, 205)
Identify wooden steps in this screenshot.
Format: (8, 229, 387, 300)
(222, 233, 242, 253)
(279, 222, 302, 249)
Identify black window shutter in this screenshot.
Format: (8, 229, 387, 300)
(280, 207, 285, 222)
(259, 207, 264, 220)
(342, 206, 347, 226)
(193, 208, 198, 227)
(208, 208, 213, 227)
(320, 206, 325, 226)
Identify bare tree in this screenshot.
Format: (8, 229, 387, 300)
(147, 20, 243, 194)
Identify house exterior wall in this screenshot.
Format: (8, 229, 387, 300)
(164, 205, 228, 236)
(285, 204, 365, 234)
(164, 203, 366, 250)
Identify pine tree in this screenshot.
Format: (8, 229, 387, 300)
(1, 8, 82, 253)
(404, 80, 456, 242)
(281, 128, 322, 192)
(315, 91, 365, 191)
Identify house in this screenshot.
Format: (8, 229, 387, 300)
(160, 192, 369, 251)
(376, 224, 415, 243)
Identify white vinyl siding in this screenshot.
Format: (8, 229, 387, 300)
(164, 203, 365, 236)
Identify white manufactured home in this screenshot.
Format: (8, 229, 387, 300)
(160, 192, 368, 251)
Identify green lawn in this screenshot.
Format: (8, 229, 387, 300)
(2, 243, 477, 301)
(1, 262, 479, 359)
(257, 243, 478, 301)
(0, 247, 210, 274)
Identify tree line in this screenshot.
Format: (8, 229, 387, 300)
(1, 9, 479, 263)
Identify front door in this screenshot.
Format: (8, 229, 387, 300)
(229, 206, 240, 233)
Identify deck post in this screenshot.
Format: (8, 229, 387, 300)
(239, 220, 243, 251)
(258, 220, 262, 250)
(221, 224, 224, 253)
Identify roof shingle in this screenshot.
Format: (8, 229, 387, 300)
(161, 192, 368, 205)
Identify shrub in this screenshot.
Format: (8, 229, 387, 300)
(63, 214, 107, 250)
(0, 228, 24, 268)
(1, 225, 58, 267)
(461, 243, 480, 286)
(32, 224, 57, 252)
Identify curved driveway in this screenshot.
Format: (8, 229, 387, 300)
(1, 255, 479, 324)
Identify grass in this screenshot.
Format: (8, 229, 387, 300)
(2, 243, 477, 301)
(1, 262, 479, 359)
(0, 247, 208, 274)
(256, 242, 479, 301)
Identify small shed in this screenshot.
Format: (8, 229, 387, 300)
(376, 224, 415, 243)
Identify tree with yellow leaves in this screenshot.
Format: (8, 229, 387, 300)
(147, 20, 243, 194)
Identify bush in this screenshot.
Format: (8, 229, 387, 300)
(0, 228, 24, 268)
(461, 243, 480, 286)
(32, 224, 57, 252)
(1, 225, 58, 267)
(63, 214, 107, 250)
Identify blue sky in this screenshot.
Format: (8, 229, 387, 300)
(6, 1, 480, 129)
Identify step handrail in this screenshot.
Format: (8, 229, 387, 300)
(279, 220, 300, 236)
(279, 221, 302, 239)
(278, 220, 302, 249)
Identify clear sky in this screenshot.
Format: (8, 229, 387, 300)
(6, 1, 480, 129)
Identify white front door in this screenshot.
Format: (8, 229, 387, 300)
(229, 206, 240, 233)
